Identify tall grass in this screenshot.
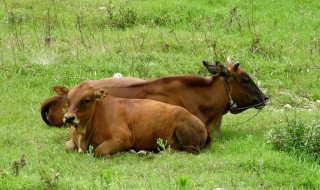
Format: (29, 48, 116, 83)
(0, 0, 320, 189)
(267, 115, 320, 162)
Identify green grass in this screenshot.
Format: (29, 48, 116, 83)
(1, 0, 320, 189)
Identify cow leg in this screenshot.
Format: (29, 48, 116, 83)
(171, 120, 207, 154)
(77, 135, 85, 153)
(170, 135, 200, 155)
(65, 139, 77, 152)
(65, 125, 90, 153)
(93, 139, 131, 157)
(65, 126, 78, 152)
(163, 147, 183, 154)
(182, 146, 200, 155)
(210, 116, 222, 140)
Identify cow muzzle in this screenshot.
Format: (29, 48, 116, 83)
(255, 96, 270, 109)
(63, 114, 79, 125)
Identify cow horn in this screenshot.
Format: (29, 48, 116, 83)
(227, 56, 233, 64)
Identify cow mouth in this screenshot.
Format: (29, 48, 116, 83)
(230, 98, 269, 113)
(63, 119, 79, 127)
(67, 121, 79, 126)
(254, 99, 270, 109)
(255, 105, 265, 109)
(64, 122, 79, 129)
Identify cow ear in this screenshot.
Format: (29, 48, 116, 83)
(233, 62, 240, 71)
(94, 89, 109, 101)
(203, 61, 221, 75)
(203, 61, 229, 78)
(53, 86, 69, 96)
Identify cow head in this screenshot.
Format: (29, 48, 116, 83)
(40, 86, 70, 127)
(203, 57, 269, 114)
(63, 82, 108, 134)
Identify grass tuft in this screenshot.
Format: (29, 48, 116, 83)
(267, 116, 320, 162)
(0, 0, 320, 189)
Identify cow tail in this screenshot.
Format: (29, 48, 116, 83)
(40, 97, 53, 126)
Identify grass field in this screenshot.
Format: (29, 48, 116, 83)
(1, 0, 320, 189)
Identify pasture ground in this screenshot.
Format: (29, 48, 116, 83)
(0, 0, 320, 189)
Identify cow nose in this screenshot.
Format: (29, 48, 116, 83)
(64, 115, 75, 123)
(264, 96, 270, 104)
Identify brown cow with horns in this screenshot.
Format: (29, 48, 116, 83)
(41, 57, 268, 146)
(62, 81, 208, 156)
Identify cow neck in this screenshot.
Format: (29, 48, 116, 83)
(209, 75, 231, 115)
(222, 78, 237, 113)
(93, 99, 108, 127)
(79, 100, 106, 149)
(76, 120, 94, 150)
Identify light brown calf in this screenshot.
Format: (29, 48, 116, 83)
(63, 82, 207, 156)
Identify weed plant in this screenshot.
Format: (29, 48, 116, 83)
(0, 0, 320, 189)
(267, 116, 320, 162)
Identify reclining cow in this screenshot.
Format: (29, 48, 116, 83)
(40, 86, 69, 127)
(42, 57, 268, 143)
(40, 77, 145, 127)
(62, 81, 208, 156)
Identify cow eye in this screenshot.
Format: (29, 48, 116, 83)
(242, 77, 251, 83)
(84, 98, 91, 104)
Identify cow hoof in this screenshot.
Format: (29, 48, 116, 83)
(65, 140, 77, 152)
(129, 149, 137, 154)
(113, 73, 123, 78)
(137, 150, 148, 156)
